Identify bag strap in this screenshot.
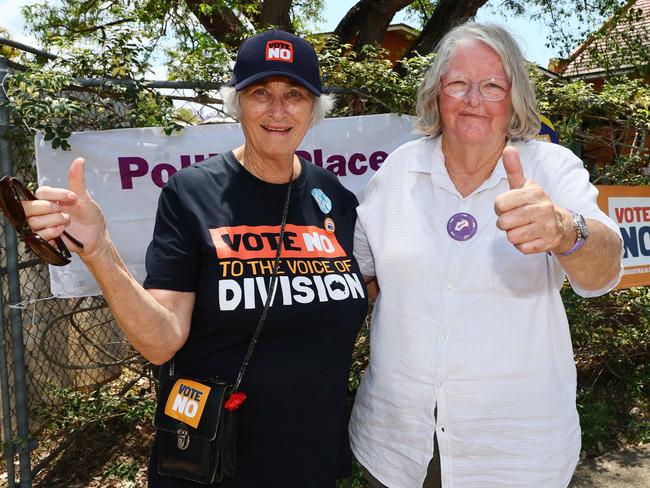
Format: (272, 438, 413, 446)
(169, 170, 294, 395)
(232, 173, 292, 392)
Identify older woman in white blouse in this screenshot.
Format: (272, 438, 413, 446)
(350, 22, 622, 488)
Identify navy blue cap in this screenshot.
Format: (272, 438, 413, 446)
(229, 30, 322, 96)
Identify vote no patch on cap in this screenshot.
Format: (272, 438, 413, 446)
(164, 379, 212, 429)
(266, 40, 294, 62)
(311, 188, 332, 214)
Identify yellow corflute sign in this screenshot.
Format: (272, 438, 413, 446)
(164, 379, 212, 428)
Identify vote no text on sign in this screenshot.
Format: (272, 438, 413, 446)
(597, 185, 650, 288)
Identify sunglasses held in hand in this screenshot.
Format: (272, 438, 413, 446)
(0, 176, 84, 266)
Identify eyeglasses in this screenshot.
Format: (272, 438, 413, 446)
(0, 176, 83, 266)
(440, 72, 511, 102)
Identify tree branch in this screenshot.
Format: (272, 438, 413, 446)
(184, 0, 244, 47)
(258, 0, 293, 32)
(333, 0, 412, 51)
(403, 0, 487, 58)
(71, 17, 137, 35)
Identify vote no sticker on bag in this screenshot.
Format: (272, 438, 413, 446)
(164, 379, 212, 429)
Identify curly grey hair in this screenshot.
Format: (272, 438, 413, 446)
(414, 22, 541, 139)
(222, 87, 334, 128)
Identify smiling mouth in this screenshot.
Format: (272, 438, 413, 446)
(261, 125, 291, 132)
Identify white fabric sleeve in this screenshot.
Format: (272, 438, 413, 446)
(546, 148, 623, 297)
(353, 215, 376, 279)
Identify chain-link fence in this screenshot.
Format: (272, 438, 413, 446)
(0, 63, 141, 488)
(0, 39, 239, 486)
(0, 35, 368, 486)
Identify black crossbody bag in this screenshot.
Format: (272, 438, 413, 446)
(153, 175, 293, 484)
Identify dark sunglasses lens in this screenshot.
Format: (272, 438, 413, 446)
(22, 233, 70, 266)
(53, 236, 72, 259)
(0, 182, 27, 228)
(0, 177, 76, 266)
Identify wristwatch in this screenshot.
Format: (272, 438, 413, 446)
(559, 210, 590, 257)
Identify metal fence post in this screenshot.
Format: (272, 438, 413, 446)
(0, 55, 32, 487)
(0, 54, 17, 488)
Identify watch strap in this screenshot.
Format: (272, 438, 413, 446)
(559, 236, 586, 256)
(559, 210, 586, 257)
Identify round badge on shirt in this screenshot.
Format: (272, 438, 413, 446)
(324, 217, 335, 233)
(447, 213, 478, 241)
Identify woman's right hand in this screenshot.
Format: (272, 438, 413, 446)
(24, 157, 108, 261)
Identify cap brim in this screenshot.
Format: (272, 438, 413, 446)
(232, 71, 321, 96)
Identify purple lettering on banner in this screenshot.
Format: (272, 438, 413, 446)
(278, 149, 386, 175)
(151, 163, 178, 188)
(295, 150, 311, 162)
(313, 149, 324, 167)
(180, 155, 192, 168)
(348, 153, 367, 175)
(326, 154, 347, 176)
(118, 157, 149, 189)
(369, 151, 387, 171)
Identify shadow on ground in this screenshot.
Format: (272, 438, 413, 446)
(570, 443, 650, 488)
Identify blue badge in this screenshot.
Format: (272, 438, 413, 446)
(311, 188, 332, 214)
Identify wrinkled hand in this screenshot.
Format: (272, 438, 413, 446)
(494, 146, 571, 254)
(23, 158, 108, 259)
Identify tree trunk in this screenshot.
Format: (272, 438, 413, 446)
(185, 0, 244, 47)
(333, 0, 413, 51)
(404, 0, 487, 58)
(258, 0, 294, 32)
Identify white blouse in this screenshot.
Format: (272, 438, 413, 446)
(349, 136, 622, 488)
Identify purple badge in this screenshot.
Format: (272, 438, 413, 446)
(447, 213, 478, 241)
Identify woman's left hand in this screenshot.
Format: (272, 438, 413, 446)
(494, 146, 574, 254)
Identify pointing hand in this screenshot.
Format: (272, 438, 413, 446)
(24, 158, 108, 259)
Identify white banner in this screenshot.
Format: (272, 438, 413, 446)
(36, 113, 418, 297)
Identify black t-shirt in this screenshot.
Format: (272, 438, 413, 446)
(144, 152, 368, 488)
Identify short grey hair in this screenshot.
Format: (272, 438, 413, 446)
(222, 87, 334, 128)
(414, 22, 540, 139)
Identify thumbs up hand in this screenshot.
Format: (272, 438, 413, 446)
(503, 146, 526, 190)
(23, 157, 108, 259)
(494, 147, 571, 254)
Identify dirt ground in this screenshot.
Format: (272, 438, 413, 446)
(2, 425, 648, 487)
(570, 443, 650, 488)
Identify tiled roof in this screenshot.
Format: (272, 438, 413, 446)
(560, 0, 649, 76)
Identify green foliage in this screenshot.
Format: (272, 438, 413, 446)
(2, 27, 183, 149)
(581, 4, 650, 77)
(493, 0, 626, 58)
(562, 286, 650, 454)
(36, 378, 156, 432)
(102, 459, 140, 481)
(2, 69, 80, 151)
(533, 71, 649, 174)
(401, 0, 437, 28)
(317, 39, 432, 116)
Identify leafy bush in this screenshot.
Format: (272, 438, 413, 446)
(563, 286, 650, 454)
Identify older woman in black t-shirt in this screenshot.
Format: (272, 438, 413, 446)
(20, 30, 368, 488)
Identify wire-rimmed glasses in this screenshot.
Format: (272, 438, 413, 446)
(441, 72, 511, 102)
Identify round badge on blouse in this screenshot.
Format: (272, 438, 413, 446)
(311, 188, 332, 214)
(324, 217, 335, 233)
(447, 213, 478, 241)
